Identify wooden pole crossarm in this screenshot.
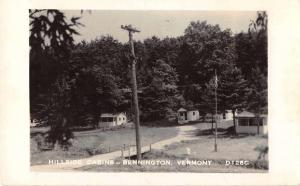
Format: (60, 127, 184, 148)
(121, 25, 140, 33)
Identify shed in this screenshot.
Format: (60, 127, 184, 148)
(235, 111, 268, 134)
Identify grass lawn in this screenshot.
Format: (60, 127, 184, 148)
(170, 120, 268, 161)
(30, 126, 50, 135)
(78, 134, 268, 172)
(31, 125, 178, 165)
(69, 126, 179, 153)
(31, 120, 269, 173)
(164, 135, 268, 161)
(77, 121, 268, 172)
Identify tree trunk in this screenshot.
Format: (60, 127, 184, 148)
(232, 110, 236, 135)
(256, 107, 262, 135)
(256, 117, 260, 135)
(211, 113, 214, 132)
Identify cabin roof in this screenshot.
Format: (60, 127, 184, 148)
(236, 111, 267, 118)
(177, 108, 187, 112)
(177, 108, 199, 112)
(100, 113, 126, 117)
(100, 113, 115, 117)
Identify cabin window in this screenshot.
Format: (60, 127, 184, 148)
(101, 117, 113, 122)
(193, 112, 195, 115)
(249, 118, 263, 126)
(249, 119, 255, 126)
(119, 117, 121, 121)
(259, 118, 264, 126)
(239, 119, 248, 126)
(123, 117, 125, 121)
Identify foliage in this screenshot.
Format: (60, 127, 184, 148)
(136, 37, 181, 121)
(241, 11, 268, 114)
(30, 9, 82, 143)
(140, 59, 179, 121)
(69, 37, 125, 126)
(177, 21, 236, 113)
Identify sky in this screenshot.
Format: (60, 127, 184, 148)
(63, 10, 258, 43)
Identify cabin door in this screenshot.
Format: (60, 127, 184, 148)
(180, 112, 187, 120)
(179, 112, 186, 121)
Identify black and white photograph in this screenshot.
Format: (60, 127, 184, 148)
(2, 0, 300, 184)
(29, 10, 269, 173)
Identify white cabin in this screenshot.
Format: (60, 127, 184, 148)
(98, 113, 127, 128)
(202, 110, 237, 122)
(235, 111, 268, 135)
(177, 108, 200, 124)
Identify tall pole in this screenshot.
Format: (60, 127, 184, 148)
(121, 25, 142, 160)
(214, 69, 218, 152)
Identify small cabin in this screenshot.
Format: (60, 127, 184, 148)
(98, 113, 127, 128)
(30, 119, 38, 127)
(201, 113, 218, 122)
(177, 108, 200, 124)
(235, 111, 268, 135)
(201, 110, 236, 122)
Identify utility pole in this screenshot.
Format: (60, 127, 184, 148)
(121, 25, 142, 160)
(214, 69, 218, 152)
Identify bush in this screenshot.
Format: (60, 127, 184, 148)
(247, 160, 268, 170)
(85, 147, 108, 155)
(48, 125, 74, 145)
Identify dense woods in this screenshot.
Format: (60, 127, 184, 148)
(30, 10, 267, 142)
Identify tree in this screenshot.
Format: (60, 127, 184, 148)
(202, 78, 218, 131)
(69, 36, 126, 127)
(219, 64, 248, 133)
(235, 11, 268, 134)
(133, 36, 181, 122)
(177, 21, 236, 114)
(246, 11, 268, 115)
(30, 9, 82, 144)
(140, 59, 179, 121)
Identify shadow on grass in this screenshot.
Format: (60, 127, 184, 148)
(141, 120, 211, 128)
(189, 126, 249, 139)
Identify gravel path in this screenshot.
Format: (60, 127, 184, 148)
(151, 125, 199, 150)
